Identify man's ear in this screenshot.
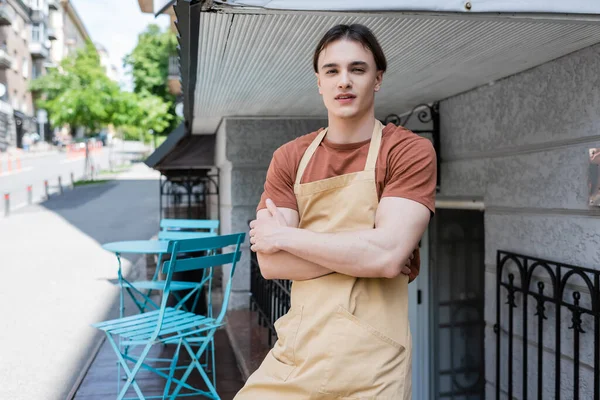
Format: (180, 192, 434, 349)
(374, 71, 383, 92)
(316, 72, 322, 95)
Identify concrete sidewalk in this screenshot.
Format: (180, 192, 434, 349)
(0, 163, 161, 400)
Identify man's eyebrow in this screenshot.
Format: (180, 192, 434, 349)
(321, 61, 369, 69)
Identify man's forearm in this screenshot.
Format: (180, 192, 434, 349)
(257, 251, 333, 281)
(276, 227, 414, 279)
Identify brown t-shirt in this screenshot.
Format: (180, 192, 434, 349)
(257, 123, 437, 281)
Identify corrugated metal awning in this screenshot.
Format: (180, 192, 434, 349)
(214, 0, 600, 14)
(189, 5, 600, 134)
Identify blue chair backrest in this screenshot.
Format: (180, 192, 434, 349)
(160, 219, 219, 232)
(158, 219, 220, 241)
(159, 233, 245, 326)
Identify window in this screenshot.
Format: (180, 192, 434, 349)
(31, 24, 44, 43)
(22, 58, 28, 78)
(32, 62, 40, 79)
(12, 51, 18, 71)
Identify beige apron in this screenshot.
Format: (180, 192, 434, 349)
(235, 120, 412, 400)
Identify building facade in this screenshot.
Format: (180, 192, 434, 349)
(0, 0, 92, 150)
(0, 0, 37, 149)
(146, 2, 600, 399)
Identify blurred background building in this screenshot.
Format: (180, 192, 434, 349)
(0, 0, 118, 151)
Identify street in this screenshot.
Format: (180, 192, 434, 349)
(0, 141, 149, 217)
(0, 160, 161, 400)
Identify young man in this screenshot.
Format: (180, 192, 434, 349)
(235, 24, 436, 399)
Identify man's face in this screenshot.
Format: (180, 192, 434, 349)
(316, 39, 383, 120)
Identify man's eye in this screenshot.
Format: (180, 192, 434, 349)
(353, 68, 365, 73)
(326, 70, 337, 74)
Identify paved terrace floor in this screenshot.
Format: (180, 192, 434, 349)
(0, 163, 161, 399)
(73, 329, 244, 399)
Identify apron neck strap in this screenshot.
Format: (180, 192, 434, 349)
(295, 128, 328, 185)
(364, 120, 383, 172)
(295, 120, 384, 185)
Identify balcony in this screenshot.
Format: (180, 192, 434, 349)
(0, 2, 16, 26)
(48, 0, 58, 10)
(30, 8, 46, 23)
(0, 45, 13, 69)
(48, 27, 57, 40)
(29, 42, 49, 59)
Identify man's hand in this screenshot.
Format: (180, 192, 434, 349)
(401, 251, 414, 276)
(249, 199, 288, 254)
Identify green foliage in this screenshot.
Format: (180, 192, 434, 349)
(29, 42, 121, 134)
(29, 25, 178, 140)
(124, 24, 177, 98)
(124, 24, 180, 134)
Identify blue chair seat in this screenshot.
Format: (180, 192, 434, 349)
(93, 307, 221, 342)
(128, 280, 200, 292)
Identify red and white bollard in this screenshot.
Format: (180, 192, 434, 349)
(27, 185, 32, 205)
(4, 193, 9, 217)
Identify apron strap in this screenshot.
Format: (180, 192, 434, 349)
(294, 120, 384, 185)
(364, 120, 383, 172)
(295, 128, 328, 185)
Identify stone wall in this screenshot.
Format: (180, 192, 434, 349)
(212, 118, 327, 309)
(440, 43, 600, 399)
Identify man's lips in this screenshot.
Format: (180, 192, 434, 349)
(335, 94, 356, 104)
(335, 94, 356, 100)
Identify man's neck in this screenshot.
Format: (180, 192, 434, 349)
(326, 112, 376, 144)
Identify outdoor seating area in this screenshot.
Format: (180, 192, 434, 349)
(82, 219, 246, 400)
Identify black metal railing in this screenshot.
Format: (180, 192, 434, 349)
(495, 251, 599, 400)
(249, 249, 291, 346)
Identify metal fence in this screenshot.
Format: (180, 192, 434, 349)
(495, 251, 599, 400)
(249, 249, 291, 346)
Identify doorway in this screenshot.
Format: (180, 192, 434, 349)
(409, 227, 431, 400)
(429, 208, 486, 399)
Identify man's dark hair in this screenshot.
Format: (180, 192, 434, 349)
(312, 24, 387, 73)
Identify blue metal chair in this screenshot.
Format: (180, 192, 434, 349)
(122, 219, 220, 315)
(93, 233, 245, 400)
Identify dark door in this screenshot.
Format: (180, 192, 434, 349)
(430, 209, 485, 399)
(14, 112, 24, 148)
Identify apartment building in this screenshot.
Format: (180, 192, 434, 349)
(0, 0, 36, 149)
(0, 0, 91, 150)
(96, 43, 119, 83)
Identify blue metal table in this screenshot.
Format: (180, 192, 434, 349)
(102, 240, 168, 255)
(103, 240, 169, 317)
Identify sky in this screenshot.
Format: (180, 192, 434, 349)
(70, 0, 171, 91)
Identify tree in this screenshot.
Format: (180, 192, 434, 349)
(124, 24, 179, 134)
(117, 93, 173, 143)
(29, 42, 121, 135)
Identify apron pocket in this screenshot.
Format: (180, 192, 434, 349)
(264, 305, 303, 381)
(318, 305, 406, 399)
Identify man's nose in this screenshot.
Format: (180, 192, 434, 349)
(337, 71, 352, 89)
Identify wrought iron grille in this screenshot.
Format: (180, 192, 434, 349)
(159, 172, 219, 221)
(384, 102, 440, 191)
(249, 249, 291, 346)
(495, 251, 600, 400)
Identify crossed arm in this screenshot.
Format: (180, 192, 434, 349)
(250, 197, 431, 280)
